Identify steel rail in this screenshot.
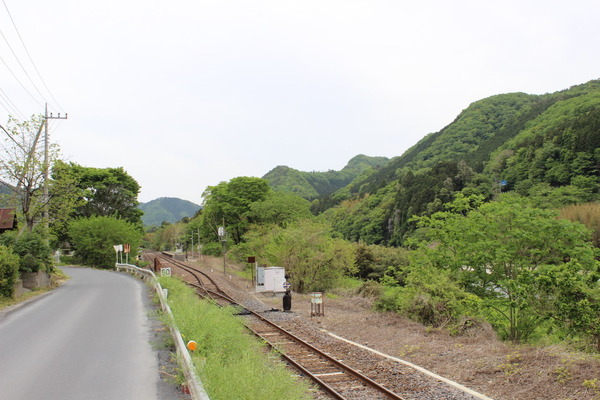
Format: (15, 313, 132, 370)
(145, 250, 406, 400)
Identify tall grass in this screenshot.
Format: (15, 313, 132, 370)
(560, 202, 600, 247)
(158, 276, 312, 400)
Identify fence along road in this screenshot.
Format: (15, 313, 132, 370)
(0, 267, 167, 400)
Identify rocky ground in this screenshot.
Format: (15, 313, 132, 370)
(189, 255, 600, 400)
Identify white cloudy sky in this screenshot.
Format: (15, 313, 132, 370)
(1, 0, 598, 203)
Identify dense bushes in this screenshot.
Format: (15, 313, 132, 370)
(377, 195, 600, 349)
(0, 245, 19, 297)
(376, 265, 480, 329)
(0, 231, 52, 273)
(69, 216, 142, 269)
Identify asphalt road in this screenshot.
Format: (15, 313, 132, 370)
(0, 267, 166, 400)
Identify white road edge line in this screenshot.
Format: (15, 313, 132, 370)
(320, 329, 495, 400)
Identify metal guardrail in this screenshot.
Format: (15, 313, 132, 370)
(115, 263, 210, 400)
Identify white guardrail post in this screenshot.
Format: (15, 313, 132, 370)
(115, 263, 210, 400)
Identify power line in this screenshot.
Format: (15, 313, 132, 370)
(0, 86, 25, 119)
(1, 0, 64, 113)
(0, 26, 49, 106)
(0, 52, 43, 108)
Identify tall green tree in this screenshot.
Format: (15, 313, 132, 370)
(413, 195, 599, 342)
(247, 191, 312, 228)
(200, 177, 271, 244)
(51, 162, 143, 231)
(48, 160, 85, 246)
(69, 216, 142, 269)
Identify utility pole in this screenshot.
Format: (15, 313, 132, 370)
(43, 103, 67, 232)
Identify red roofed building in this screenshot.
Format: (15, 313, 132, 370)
(0, 208, 17, 233)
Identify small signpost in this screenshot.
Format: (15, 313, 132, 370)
(161, 267, 172, 277)
(123, 243, 130, 264)
(310, 292, 324, 317)
(113, 244, 123, 264)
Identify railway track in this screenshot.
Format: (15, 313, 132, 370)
(142, 251, 406, 400)
(143, 251, 232, 303)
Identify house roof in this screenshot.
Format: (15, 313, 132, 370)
(0, 208, 16, 230)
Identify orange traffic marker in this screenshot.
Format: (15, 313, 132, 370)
(186, 340, 198, 351)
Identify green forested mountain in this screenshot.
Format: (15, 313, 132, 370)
(262, 154, 389, 199)
(139, 197, 201, 227)
(311, 80, 600, 245)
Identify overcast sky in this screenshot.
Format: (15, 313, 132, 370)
(1, 0, 598, 203)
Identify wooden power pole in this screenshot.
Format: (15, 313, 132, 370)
(43, 103, 67, 230)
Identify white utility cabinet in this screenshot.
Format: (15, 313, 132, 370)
(256, 266, 286, 293)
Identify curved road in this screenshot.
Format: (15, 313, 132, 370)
(0, 267, 174, 400)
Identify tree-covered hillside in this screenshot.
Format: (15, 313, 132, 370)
(139, 197, 201, 227)
(262, 154, 389, 199)
(316, 80, 600, 245)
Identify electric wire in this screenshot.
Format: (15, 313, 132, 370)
(0, 86, 25, 119)
(0, 26, 49, 107)
(0, 96, 13, 115)
(0, 52, 43, 108)
(1, 0, 63, 113)
(0, 0, 64, 115)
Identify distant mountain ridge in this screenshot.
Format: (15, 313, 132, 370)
(139, 197, 201, 226)
(262, 154, 389, 199)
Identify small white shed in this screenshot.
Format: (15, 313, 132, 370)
(256, 266, 286, 293)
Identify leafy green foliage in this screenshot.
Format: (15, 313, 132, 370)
(0, 231, 52, 273)
(238, 220, 356, 293)
(353, 242, 410, 281)
(322, 160, 482, 245)
(199, 177, 271, 245)
(69, 216, 142, 269)
(145, 221, 186, 252)
(408, 93, 536, 171)
(0, 115, 60, 231)
(53, 162, 143, 229)
(247, 191, 312, 228)
(495, 96, 600, 192)
(49, 160, 86, 247)
(0, 245, 19, 297)
(376, 264, 480, 329)
(411, 196, 599, 343)
(320, 183, 397, 245)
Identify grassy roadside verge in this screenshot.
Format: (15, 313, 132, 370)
(157, 276, 312, 400)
